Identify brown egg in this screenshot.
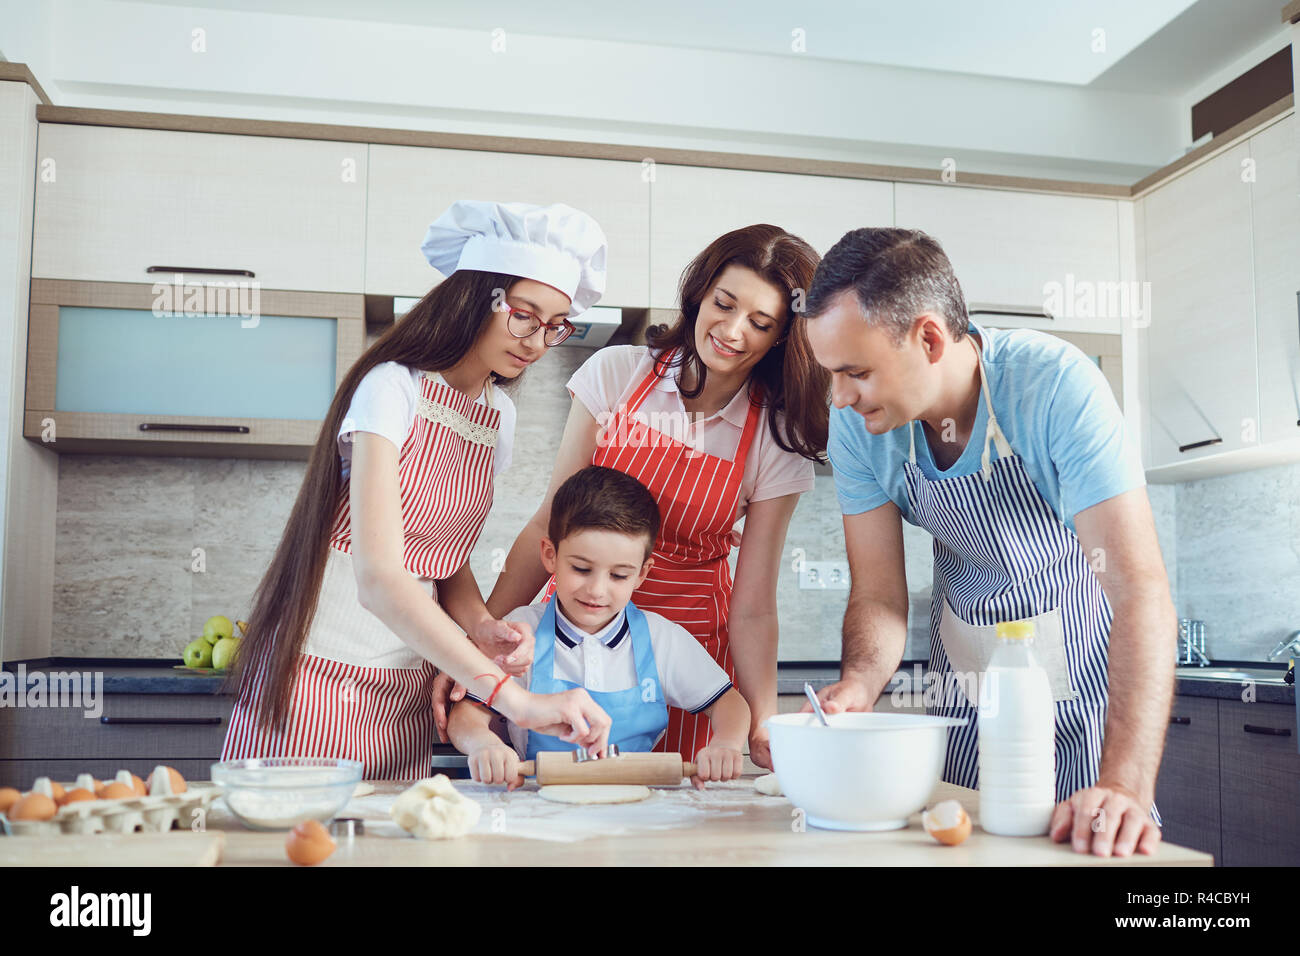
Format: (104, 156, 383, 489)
(47, 780, 66, 802)
(148, 766, 187, 795)
(97, 781, 135, 800)
(285, 820, 336, 866)
(0, 787, 20, 814)
(124, 773, 147, 796)
(60, 788, 98, 805)
(922, 800, 973, 846)
(9, 792, 58, 821)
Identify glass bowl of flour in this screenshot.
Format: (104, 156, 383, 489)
(210, 757, 363, 830)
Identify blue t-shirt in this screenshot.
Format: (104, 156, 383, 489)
(828, 322, 1144, 533)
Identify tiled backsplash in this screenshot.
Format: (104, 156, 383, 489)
(50, 346, 1299, 664)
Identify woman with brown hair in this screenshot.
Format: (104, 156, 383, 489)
(221, 201, 613, 779)
(447, 223, 829, 769)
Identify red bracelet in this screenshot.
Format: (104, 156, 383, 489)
(475, 673, 511, 709)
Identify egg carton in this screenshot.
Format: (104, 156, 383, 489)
(0, 767, 221, 837)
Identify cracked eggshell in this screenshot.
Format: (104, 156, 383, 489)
(922, 799, 972, 846)
(389, 774, 482, 839)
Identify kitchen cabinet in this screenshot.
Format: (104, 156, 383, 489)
(1141, 143, 1258, 469)
(647, 166, 892, 309)
(0, 691, 233, 783)
(893, 184, 1123, 333)
(366, 145, 650, 307)
(1249, 114, 1300, 446)
(1153, 695, 1220, 861)
(24, 279, 364, 459)
(32, 124, 367, 293)
(1217, 699, 1300, 866)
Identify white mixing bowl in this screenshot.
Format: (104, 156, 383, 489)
(766, 712, 967, 831)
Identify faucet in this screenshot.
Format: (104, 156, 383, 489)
(1177, 620, 1211, 666)
(1267, 630, 1300, 662)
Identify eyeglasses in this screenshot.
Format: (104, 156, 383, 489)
(506, 308, 575, 347)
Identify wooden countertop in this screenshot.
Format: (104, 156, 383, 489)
(204, 777, 1212, 867)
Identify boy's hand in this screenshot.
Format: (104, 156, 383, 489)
(467, 744, 525, 790)
(691, 743, 745, 789)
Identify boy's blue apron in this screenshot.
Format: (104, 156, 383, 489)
(905, 334, 1160, 825)
(525, 600, 669, 759)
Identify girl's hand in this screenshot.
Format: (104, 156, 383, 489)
(467, 744, 525, 789)
(512, 688, 611, 756)
(691, 743, 745, 789)
(470, 618, 534, 676)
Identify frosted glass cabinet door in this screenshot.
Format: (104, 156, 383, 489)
(25, 281, 365, 458)
(55, 307, 337, 420)
(32, 124, 367, 293)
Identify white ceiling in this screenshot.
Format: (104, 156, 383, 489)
(131, 0, 1285, 91)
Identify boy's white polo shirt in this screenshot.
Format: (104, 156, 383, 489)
(464, 599, 733, 758)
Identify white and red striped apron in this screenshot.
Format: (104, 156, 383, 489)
(546, 349, 762, 759)
(221, 371, 501, 780)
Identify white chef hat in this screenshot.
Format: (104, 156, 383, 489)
(420, 200, 608, 316)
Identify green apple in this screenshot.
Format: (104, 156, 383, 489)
(211, 636, 241, 671)
(201, 614, 234, 645)
(183, 638, 213, 668)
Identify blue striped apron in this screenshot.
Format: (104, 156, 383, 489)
(904, 337, 1160, 825)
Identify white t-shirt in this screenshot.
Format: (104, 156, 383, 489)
(336, 362, 516, 479)
(567, 345, 814, 522)
(466, 600, 734, 758)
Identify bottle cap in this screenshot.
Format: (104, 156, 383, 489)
(996, 620, 1035, 640)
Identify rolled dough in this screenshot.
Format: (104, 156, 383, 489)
(754, 773, 783, 796)
(537, 785, 651, 805)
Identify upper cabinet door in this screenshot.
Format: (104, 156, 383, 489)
(893, 184, 1123, 333)
(1249, 114, 1300, 446)
(1142, 143, 1258, 467)
(32, 125, 367, 293)
(647, 166, 893, 310)
(366, 146, 649, 307)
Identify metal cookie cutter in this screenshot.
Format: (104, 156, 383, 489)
(572, 743, 620, 762)
(329, 817, 364, 838)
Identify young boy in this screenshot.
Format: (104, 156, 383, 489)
(448, 465, 751, 789)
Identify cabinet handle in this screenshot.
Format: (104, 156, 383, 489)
(100, 716, 223, 726)
(1169, 716, 1191, 725)
(1178, 437, 1222, 453)
(138, 423, 250, 434)
(1242, 723, 1292, 737)
(146, 266, 255, 278)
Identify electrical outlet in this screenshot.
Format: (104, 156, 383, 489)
(798, 560, 849, 591)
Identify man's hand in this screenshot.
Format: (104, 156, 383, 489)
(1049, 782, 1161, 857)
(799, 675, 877, 716)
(747, 723, 772, 771)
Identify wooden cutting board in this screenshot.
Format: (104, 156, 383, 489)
(0, 831, 225, 866)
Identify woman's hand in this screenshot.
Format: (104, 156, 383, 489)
(510, 687, 611, 756)
(466, 743, 526, 790)
(431, 670, 467, 742)
(469, 617, 534, 677)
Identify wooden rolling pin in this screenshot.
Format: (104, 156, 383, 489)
(516, 751, 696, 786)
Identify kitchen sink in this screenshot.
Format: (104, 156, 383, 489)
(1175, 666, 1289, 685)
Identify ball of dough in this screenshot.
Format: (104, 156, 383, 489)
(537, 785, 651, 805)
(389, 774, 482, 839)
(754, 773, 783, 796)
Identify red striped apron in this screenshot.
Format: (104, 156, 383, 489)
(547, 349, 762, 759)
(221, 372, 501, 780)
